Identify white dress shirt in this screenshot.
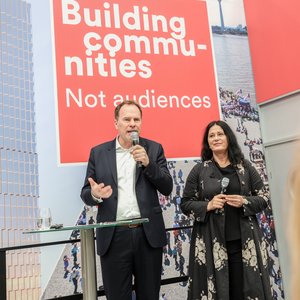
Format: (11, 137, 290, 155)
(115, 137, 141, 221)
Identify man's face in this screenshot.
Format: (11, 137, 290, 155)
(115, 104, 142, 148)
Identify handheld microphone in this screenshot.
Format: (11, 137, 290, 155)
(130, 131, 142, 168)
(221, 177, 230, 194)
(215, 177, 230, 214)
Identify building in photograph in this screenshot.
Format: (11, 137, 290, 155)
(0, 0, 40, 298)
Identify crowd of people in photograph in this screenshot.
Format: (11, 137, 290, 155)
(159, 191, 191, 283)
(61, 242, 82, 294)
(60, 210, 87, 295)
(220, 87, 260, 122)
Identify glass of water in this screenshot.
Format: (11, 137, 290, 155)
(37, 208, 52, 230)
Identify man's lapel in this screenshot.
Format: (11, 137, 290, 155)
(107, 139, 117, 186)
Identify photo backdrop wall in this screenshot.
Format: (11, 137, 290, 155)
(7, 0, 283, 299)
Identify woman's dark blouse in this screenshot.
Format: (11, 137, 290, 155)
(217, 163, 241, 241)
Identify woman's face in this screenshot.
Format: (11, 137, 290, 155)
(207, 124, 228, 155)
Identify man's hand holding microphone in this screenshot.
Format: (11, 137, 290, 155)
(130, 131, 149, 167)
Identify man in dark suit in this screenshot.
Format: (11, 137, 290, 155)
(81, 100, 173, 300)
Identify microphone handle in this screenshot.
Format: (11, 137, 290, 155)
(215, 187, 226, 214)
(132, 140, 142, 167)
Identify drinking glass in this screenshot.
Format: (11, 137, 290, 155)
(37, 208, 52, 230)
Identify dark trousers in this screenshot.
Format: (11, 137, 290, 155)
(227, 239, 243, 300)
(100, 226, 163, 300)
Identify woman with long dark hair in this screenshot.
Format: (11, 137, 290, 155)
(181, 120, 272, 299)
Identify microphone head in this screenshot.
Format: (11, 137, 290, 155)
(221, 177, 230, 188)
(130, 131, 139, 145)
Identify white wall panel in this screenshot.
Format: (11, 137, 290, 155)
(259, 91, 300, 299)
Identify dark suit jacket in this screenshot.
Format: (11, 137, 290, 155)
(81, 137, 173, 256)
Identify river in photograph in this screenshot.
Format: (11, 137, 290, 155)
(212, 33, 256, 105)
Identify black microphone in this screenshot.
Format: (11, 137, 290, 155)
(215, 177, 230, 214)
(130, 131, 142, 168)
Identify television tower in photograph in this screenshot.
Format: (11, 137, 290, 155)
(218, 0, 225, 32)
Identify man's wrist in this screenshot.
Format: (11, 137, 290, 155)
(91, 192, 103, 203)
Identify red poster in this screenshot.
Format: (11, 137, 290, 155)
(244, 0, 300, 103)
(52, 0, 220, 163)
